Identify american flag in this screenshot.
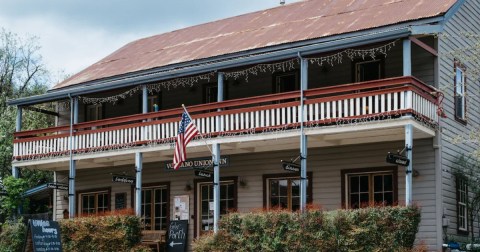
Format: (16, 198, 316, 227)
(173, 111, 199, 169)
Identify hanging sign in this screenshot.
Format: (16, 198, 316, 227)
(165, 156, 229, 171)
(194, 170, 213, 178)
(386, 153, 410, 166)
(281, 161, 301, 172)
(47, 183, 69, 191)
(112, 175, 135, 184)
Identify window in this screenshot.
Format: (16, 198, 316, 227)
(454, 61, 466, 121)
(355, 59, 383, 82)
(342, 168, 397, 209)
(264, 173, 312, 211)
(274, 72, 299, 93)
(203, 84, 218, 104)
(86, 104, 103, 121)
(147, 94, 161, 112)
(141, 185, 169, 231)
(79, 189, 110, 215)
(457, 177, 468, 233)
(195, 178, 237, 236)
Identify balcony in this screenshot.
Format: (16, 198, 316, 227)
(13, 76, 440, 166)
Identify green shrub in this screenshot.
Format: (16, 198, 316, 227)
(193, 206, 421, 252)
(60, 213, 142, 252)
(0, 218, 27, 252)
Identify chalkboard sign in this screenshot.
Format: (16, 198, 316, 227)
(115, 192, 126, 210)
(24, 219, 62, 252)
(166, 220, 188, 252)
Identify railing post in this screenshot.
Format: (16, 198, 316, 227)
(142, 85, 148, 140)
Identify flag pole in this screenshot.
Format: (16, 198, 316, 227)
(181, 104, 215, 157)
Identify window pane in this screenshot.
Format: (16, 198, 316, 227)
(271, 197, 279, 208)
(350, 194, 359, 209)
(384, 192, 393, 206)
(292, 197, 300, 212)
(350, 176, 359, 193)
(374, 175, 383, 192)
(360, 176, 369, 192)
(360, 193, 369, 207)
(270, 180, 278, 196)
(384, 175, 393, 191)
(291, 180, 300, 196)
(279, 180, 288, 196)
(279, 197, 288, 209)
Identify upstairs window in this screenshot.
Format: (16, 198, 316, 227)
(454, 61, 466, 121)
(203, 83, 218, 104)
(86, 104, 103, 121)
(355, 59, 383, 82)
(147, 93, 161, 112)
(274, 72, 298, 93)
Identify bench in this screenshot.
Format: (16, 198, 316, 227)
(141, 230, 166, 252)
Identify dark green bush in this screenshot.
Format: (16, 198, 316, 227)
(0, 218, 27, 252)
(60, 213, 143, 252)
(193, 206, 421, 252)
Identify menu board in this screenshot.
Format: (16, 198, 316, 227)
(24, 219, 62, 252)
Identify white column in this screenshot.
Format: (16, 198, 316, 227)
(213, 72, 224, 233)
(212, 144, 220, 233)
(300, 57, 308, 211)
(405, 124, 413, 206)
(135, 152, 143, 216)
(68, 96, 78, 218)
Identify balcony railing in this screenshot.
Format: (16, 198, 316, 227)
(13, 76, 439, 161)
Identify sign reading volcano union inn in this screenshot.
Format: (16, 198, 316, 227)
(165, 156, 229, 171)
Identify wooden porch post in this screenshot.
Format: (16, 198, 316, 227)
(403, 38, 413, 206)
(213, 72, 224, 233)
(300, 57, 308, 212)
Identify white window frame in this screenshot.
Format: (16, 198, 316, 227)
(457, 178, 468, 232)
(455, 65, 466, 120)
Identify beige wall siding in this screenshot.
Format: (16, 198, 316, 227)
(56, 139, 437, 250)
(439, 0, 480, 242)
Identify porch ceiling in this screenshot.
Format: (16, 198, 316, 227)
(21, 117, 434, 171)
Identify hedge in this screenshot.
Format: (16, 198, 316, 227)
(193, 206, 422, 252)
(60, 212, 143, 252)
(0, 218, 27, 252)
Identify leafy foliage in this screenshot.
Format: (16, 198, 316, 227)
(0, 28, 55, 221)
(0, 176, 29, 218)
(59, 212, 143, 252)
(193, 206, 422, 252)
(0, 218, 27, 252)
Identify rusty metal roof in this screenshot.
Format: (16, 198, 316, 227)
(54, 0, 457, 89)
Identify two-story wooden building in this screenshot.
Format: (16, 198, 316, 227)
(8, 0, 480, 250)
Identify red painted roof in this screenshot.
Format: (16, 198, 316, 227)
(54, 0, 457, 89)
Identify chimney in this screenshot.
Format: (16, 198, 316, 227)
(280, 0, 286, 5)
